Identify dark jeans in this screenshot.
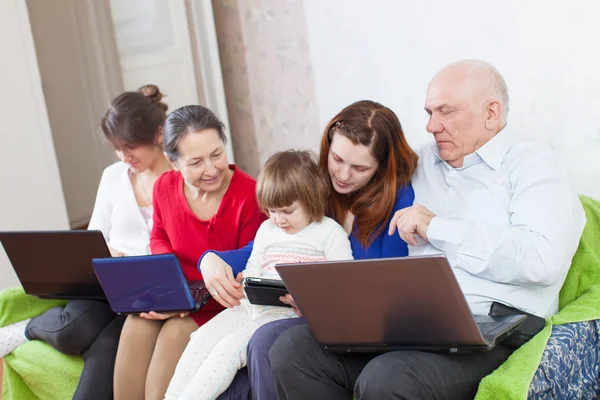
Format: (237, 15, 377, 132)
(25, 299, 125, 400)
(217, 318, 307, 400)
(270, 324, 515, 400)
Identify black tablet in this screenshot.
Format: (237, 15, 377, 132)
(244, 277, 291, 307)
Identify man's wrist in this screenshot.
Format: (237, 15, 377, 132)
(423, 214, 435, 240)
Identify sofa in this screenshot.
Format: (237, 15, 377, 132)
(2, 196, 600, 399)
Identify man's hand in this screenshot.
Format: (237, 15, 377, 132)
(139, 311, 189, 320)
(279, 294, 302, 317)
(200, 252, 245, 308)
(388, 205, 435, 246)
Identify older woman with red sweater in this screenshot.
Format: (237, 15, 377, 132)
(113, 105, 265, 400)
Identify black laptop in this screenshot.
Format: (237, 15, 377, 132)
(0, 230, 110, 300)
(275, 255, 527, 354)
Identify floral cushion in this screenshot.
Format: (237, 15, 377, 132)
(528, 320, 600, 399)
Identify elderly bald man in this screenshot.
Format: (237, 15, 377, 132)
(269, 60, 586, 400)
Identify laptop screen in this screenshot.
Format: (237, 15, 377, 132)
(92, 254, 196, 313)
(0, 230, 109, 299)
(276, 256, 486, 348)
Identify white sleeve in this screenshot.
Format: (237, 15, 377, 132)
(87, 169, 113, 242)
(323, 224, 354, 261)
(241, 222, 267, 279)
(427, 156, 586, 287)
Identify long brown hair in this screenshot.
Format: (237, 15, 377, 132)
(319, 100, 418, 248)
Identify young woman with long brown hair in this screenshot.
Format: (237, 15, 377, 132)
(197, 100, 418, 400)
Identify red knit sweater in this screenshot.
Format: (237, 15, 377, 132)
(150, 165, 266, 325)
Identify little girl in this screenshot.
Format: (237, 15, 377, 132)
(165, 150, 353, 400)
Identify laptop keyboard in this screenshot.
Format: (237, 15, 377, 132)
(190, 286, 210, 302)
(477, 321, 505, 334)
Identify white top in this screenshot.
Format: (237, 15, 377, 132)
(243, 217, 354, 280)
(88, 161, 153, 256)
(410, 129, 586, 318)
(139, 206, 154, 231)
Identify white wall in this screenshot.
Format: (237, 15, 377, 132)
(109, 0, 235, 163)
(0, 0, 69, 288)
(109, 0, 200, 112)
(304, 0, 600, 199)
(26, 0, 121, 228)
(189, 0, 235, 163)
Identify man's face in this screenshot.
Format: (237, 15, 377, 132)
(424, 72, 488, 168)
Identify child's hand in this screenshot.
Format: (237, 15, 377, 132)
(280, 294, 302, 317)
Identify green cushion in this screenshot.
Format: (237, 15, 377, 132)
(3, 341, 83, 400)
(1, 288, 83, 400)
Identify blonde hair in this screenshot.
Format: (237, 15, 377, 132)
(256, 150, 329, 223)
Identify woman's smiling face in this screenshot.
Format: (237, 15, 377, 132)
(173, 128, 229, 193)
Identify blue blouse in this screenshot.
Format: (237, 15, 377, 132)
(199, 184, 415, 273)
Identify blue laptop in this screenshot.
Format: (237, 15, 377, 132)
(92, 254, 211, 315)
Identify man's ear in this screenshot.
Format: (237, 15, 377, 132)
(485, 100, 502, 130)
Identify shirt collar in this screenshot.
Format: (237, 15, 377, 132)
(475, 128, 511, 171)
(430, 128, 511, 171)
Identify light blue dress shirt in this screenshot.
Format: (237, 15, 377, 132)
(410, 129, 586, 318)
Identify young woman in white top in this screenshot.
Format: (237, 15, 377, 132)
(91, 84, 172, 257)
(0, 84, 172, 400)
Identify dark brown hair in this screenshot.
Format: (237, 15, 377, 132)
(257, 150, 329, 223)
(319, 100, 418, 247)
(162, 105, 227, 161)
(100, 84, 168, 147)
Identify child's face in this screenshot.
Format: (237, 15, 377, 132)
(268, 200, 311, 235)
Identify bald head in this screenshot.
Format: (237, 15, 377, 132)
(432, 59, 509, 124)
(424, 60, 509, 168)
